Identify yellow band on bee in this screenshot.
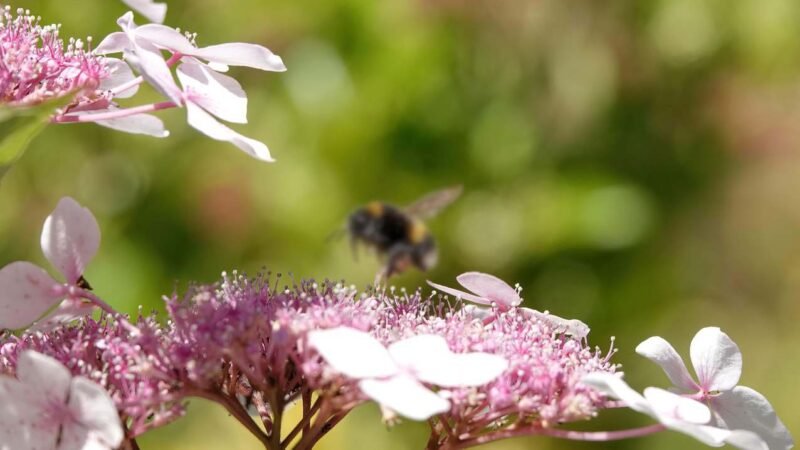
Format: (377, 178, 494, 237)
(366, 201, 384, 217)
(409, 219, 428, 244)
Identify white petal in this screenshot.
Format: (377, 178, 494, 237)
(135, 24, 196, 53)
(307, 327, 397, 379)
(67, 377, 124, 449)
(358, 375, 450, 421)
(95, 111, 169, 137)
(121, 0, 167, 24)
(388, 334, 507, 387)
(0, 262, 62, 330)
(643, 387, 711, 424)
(522, 308, 590, 339)
(711, 386, 794, 450)
(690, 327, 742, 392)
(426, 280, 491, 305)
(125, 38, 183, 105)
(41, 197, 101, 284)
(581, 373, 653, 415)
(185, 102, 273, 161)
(117, 13, 181, 104)
(724, 429, 770, 450)
(94, 32, 132, 55)
(192, 43, 286, 72)
(0, 376, 57, 449)
(177, 62, 247, 123)
(457, 272, 521, 307)
(636, 336, 699, 392)
(98, 59, 138, 98)
(17, 351, 72, 404)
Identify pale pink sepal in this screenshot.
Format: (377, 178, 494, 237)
(41, 197, 101, 285)
(0, 262, 62, 330)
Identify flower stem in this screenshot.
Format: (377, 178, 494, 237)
(450, 423, 667, 448)
(190, 389, 275, 450)
(52, 101, 179, 123)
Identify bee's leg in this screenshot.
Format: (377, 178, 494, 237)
(373, 269, 386, 287)
(383, 245, 412, 281)
(349, 235, 359, 261)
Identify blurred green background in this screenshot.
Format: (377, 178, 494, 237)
(2, 0, 799, 448)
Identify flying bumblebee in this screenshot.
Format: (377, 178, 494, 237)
(345, 185, 463, 280)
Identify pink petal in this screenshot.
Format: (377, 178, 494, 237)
(185, 102, 273, 161)
(17, 351, 72, 404)
(67, 377, 124, 449)
(121, 0, 167, 24)
(192, 43, 286, 72)
(636, 336, 699, 392)
(426, 280, 491, 305)
(41, 197, 101, 284)
(95, 110, 169, 137)
(135, 24, 196, 53)
(711, 386, 794, 450)
(307, 327, 397, 379)
(388, 335, 507, 387)
(457, 272, 521, 307)
(690, 327, 742, 392)
(98, 58, 138, 98)
(94, 32, 132, 55)
(177, 62, 247, 124)
(0, 262, 62, 330)
(358, 374, 450, 421)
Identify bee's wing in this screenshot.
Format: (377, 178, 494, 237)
(403, 185, 463, 220)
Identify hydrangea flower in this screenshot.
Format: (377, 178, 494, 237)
(0, 6, 108, 106)
(428, 271, 590, 339)
(90, 12, 286, 161)
(308, 327, 508, 420)
(0, 350, 123, 450)
(1, 5, 285, 164)
(636, 327, 793, 450)
(0, 197, 101, 330)
(583, 373, 766, 450)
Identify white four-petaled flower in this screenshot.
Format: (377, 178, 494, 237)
(427, 272, 590, 339)
(307, 327, 508, 421)
(0, 351, 123, 450)
(0, 197, 101, 330)
(94, 12, 286, 161)
(636, 327, 793, 450)
(583, 372, 767, 450)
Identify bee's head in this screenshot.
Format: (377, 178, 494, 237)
(348, 208, 372, 235)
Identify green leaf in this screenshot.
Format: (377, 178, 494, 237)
(0, 101, 62, 182)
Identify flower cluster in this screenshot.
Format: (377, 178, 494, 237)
(0, 6, 108, 106)
(0, 198, 793, 450)
(1, 4, 285, 161)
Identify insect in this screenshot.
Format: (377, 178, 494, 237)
(345, 185, 463, 280)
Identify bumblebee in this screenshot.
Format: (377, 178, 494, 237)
(346, 185, 462, 279)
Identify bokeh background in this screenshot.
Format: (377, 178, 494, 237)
(2, 0, 799, 448)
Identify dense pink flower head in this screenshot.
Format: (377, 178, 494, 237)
(0, 314, 187, 439)
(0, 6, 108, 106)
